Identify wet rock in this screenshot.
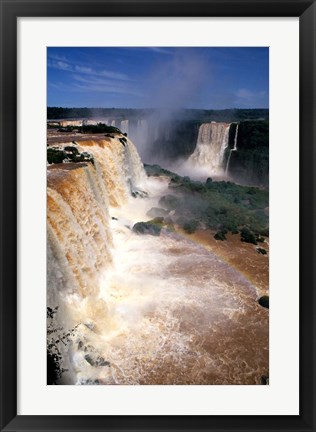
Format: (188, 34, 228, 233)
(78, 379, 101, 385)
(132, 219, 163, 236)
(78, 340, 84, 349)
(84, 353, 111, 368)
(119, 137, 127, 147)
(98, 358, 111, 367)
(83, 320, 95, 330)
(146, 207, 169, 218)
(261, 375, 269, 385)
(84, 354, 95, 366)
(258, 296, 269, 309)
(64, 146, 80, 155)
(256, 247, 267, 255)
(131, 189, 148, 198)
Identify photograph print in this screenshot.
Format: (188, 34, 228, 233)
(47, 47, 269, 385)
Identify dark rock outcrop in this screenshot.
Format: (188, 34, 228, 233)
(146, 207, 169, 218)
(132, 218, 164, 236)
(84, 354, 111, 367)
(256, 247, 267, 255)
(131, 189, 148, 198)
(47, 146, 94, 165)
(47, 147, 67, 164)
(261, 375, 269, 385)
(119, 137, 127, 147)
(258, 296, 269, 309)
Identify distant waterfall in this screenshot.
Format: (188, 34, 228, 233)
(188, 122, 231, 175)
(120, 120, 129, 135)
(128, 119, 149, 156)
(137, 119, 149, 140)
(225, 124, 239, 175)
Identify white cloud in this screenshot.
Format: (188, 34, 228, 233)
(99, 70, 131, 81)
(56, 61, 72, 71)
(48, 59, 133, 82)
(71, 74, 142, 97)
(75, 65, 93, 74)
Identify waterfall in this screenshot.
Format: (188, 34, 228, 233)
(137, 119, 149, 142)
(47, 165, 113, 299)
(47, 136, 147, 337)
(127, 119, 149, 158)
(84, 120, 98, 126)
(188, 122, 231, 175)
(225, 123, 239, 175)
(120, 119, 129, 135)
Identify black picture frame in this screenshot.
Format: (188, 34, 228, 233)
(0, 1, 315, 431)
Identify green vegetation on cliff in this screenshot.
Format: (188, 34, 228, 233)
(145, 164, 269, 240)
(228, 120, 269, 186)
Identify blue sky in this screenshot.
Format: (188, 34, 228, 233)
(47, 47, 269, 109)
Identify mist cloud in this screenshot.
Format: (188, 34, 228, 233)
(142, 50, 212, 112)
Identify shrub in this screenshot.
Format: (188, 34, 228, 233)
(214, 230, 227, 241)
(80, 123, 122, 134)
(240, 227, 257, 244)
(47, 148, 67, 164)
(182, 220, 198, 234)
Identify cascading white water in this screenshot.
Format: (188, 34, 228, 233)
(136, 119, 149, 142)
(84, 120, 98, 126)
(120, 120, 129, 135)
(47, 136, 148, 379)
(188, 122, 231, 175)
(127, 119, 150, 158)
(226, 123, 239, 175)
(47, 133, 268, 385)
